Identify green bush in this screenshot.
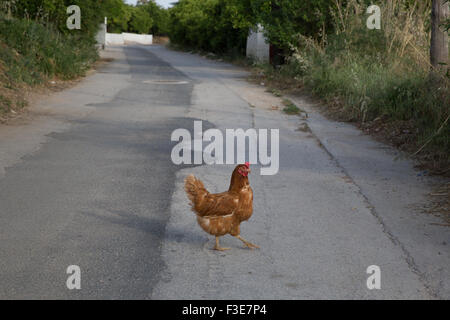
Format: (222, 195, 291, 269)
(0, 16, 97, 84)
(168, 0, 253, 55)
(253, 0, 448, 165)
(3, 0, 105, 37)
(299, 41, 449, 161)
(100, 1, 170, 36)
(129, 5, 153, 34)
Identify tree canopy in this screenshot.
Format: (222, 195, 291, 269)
(167, 0, 343, 54)
(2, 0, 169, 37)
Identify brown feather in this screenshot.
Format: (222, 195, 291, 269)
(184, 164, 253, 238)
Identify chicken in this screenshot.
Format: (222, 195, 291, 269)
(184, 162, 258, 251)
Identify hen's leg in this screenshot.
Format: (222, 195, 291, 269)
(214, 236, 230, 251)
(235, 235, 259, 249)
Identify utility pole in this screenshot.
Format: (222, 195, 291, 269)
(430, 0, 449, 74)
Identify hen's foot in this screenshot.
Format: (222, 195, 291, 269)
(213, 245, 231, 251)
(235, 235, 259, 249)
(243, 242, 259, 249)
(214, 236, 230, 251)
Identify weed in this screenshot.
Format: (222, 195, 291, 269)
(282, 99, 301, 115)
(0, 14, 98, 117)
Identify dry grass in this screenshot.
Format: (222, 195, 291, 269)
(331, 0, 431, 71)
(0, 59, 26, 121)
(424, 182, 450, 225)
(249, 0, 449, 177)
(153, 36, 170, 45)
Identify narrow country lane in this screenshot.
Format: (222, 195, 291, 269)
(0, 45, 448, 299)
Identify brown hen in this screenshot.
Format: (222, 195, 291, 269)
(184, 162, 258, 251)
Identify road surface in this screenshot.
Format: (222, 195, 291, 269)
(0, 45, 448, 299)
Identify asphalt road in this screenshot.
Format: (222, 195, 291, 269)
(0, 45, 448, 299)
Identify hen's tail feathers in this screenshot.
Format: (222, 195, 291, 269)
(184, 175, 209, 212)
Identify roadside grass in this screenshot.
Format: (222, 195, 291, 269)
(0, 15, 98, 119)
(169, 39, 449, 176)
(171, 35, 449, 175)
(426, 182, 450, 225)
(267, 88, 282, 97)
(251, 58, 449, 175)
(165, 0, 449, 176)
(249, 1, 449, 176)
(0, 93, 11, 114)
(282, 99, 301, 115)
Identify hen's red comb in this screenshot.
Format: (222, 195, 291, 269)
(245, 162, 250, 168)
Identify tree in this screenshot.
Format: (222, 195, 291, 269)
(252, 0, 335, 52)
(103, 0, 132, 33)
(430, 0, 449, 74)
(168, 0, 253, 54)
(129, 6, 153, 34)
(139, 0, 170, 35)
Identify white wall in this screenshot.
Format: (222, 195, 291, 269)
(106, 33, 124, 45)
(246, 25, 270, 62)
(101, 32, 153, 46)
(122, 33, 153, 45)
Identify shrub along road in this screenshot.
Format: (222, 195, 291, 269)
(0, 45, 448, 299)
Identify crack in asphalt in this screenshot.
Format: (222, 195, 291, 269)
(305, 120, 440, 299)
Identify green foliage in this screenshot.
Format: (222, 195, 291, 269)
(0, 0, 172, 37)
(282, 99, 301, 115)
(167, 0, 338, 54)
(129, 5, 153, 34)
(139, 0, 170, 35)
(167, 0, 339, 55)
(0, 94, 12, 114)
(102, 0, 170, 36)
(0, 15, 98, 84)
(304, 54, 449, 154)
(252, 0, 334, 52)
(269, 88, 282, 97)
(444, 0, 450, 31)
(0, 12, 98, 114)
(104, 0, 132, 33)
(3, 0, 106, 38)
(248, 0, 448, 165)
(169, 0, 255, 54)
(291, 0, 449, 161)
